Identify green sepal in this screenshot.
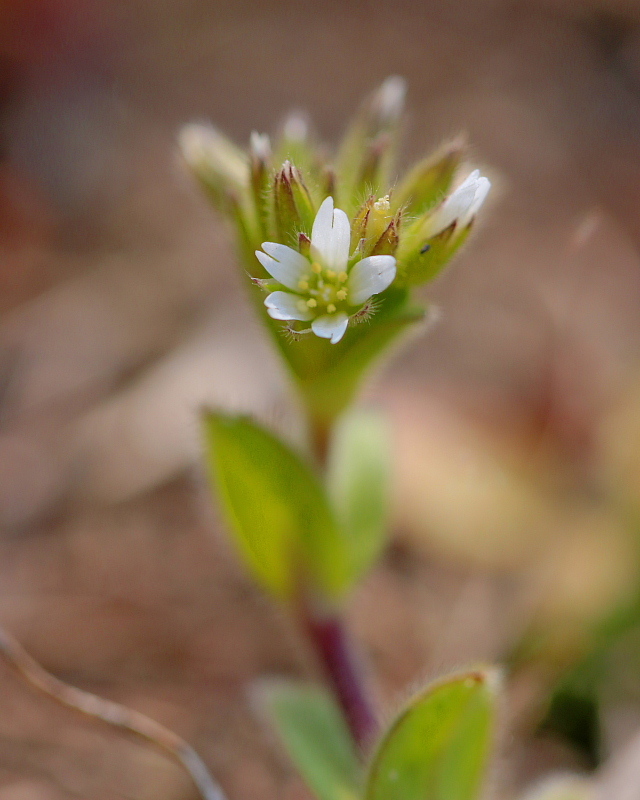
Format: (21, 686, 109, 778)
(370, 212, 400, 256)
(365, 668, 500, 800)
(397, 220, 472, 286)
(350, 196, 374, 252)
(249, 136, 272, 241)
(350, 132, 395, 212)
(274, 161, 317, 245)
(256, 681, 361, 800)
(203, 412, 352, 600)
(289, 163, 317, 235)
(289, 287, 425, 430)
(272, 113, 323, 198)
(392, 135, 466, 217)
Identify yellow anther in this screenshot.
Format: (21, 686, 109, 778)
(325, 269, 336, 279)
(307, 298, 317, 308)
(311, 262, 322, 274)
(336, 289, 347, 301)
(297, 300, 308, 312)
(337, 271, 348, 283)
(326, 303, 336, 314)
(298, 279, 309, 290)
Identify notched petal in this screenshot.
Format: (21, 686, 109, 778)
(347, 255, 396, 306)
(256, 243, 309, 290)
(265, 290, 314, 321)
(311, 312, 349, 344)
(310, 196, 335, 261)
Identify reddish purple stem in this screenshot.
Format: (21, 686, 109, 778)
(303, 610, 378, 751)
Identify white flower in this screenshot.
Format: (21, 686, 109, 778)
(425, 169, 491, 238)
(256, 197, 396, 344)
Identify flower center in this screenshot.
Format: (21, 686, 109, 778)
(295, 261, 349, 316)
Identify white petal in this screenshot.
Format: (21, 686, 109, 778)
(457, 169, 480, 191)
(310, 198, 350, 270)
(310, 196, 334, 256)
(311, 313, 349, 344)
(326, 208, 351, 270)
(459, 176, 491, 228)
(255, 243, 309, 290)
(265, 291, 313, 321)
(347, 255, 396, 306)
(432, 185, 476, 234)
(426, 170, 488, 237)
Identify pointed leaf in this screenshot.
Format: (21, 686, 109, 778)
(257, 681, 361, 800)
(203, 412, 352, 600)
(365, 669, 499, 800)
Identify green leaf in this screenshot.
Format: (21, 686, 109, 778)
(257, 681, 361, 800)
(519, 777, 594, 800)
(365, 669, 499, 800)
(203, 412, 352, 600)
(327, 409, 390, 582)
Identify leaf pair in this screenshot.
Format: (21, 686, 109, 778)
(203, 410, 389, 601)
(258, 669, 500, 800)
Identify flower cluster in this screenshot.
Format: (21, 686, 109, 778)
(257, 197, 396, 343)
(179, 77, 491, 344)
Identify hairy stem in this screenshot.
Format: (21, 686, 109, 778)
(302, 409, 380, 752)
(0, 626, 226, 800)
(301, 603, 379, 751)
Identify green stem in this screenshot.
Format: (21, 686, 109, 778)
(302, 411, 380, 754)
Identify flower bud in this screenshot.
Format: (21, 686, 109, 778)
(370, 75, 407, 128)
(273, 161, 316, 243)
(397, 170, 491, 285)
(273, 111, 319, 181)
(179, 123, 249, 209)
(352, 132, 394, 203)
(287, 163, 316, 233)
(249, 132, 272, 238)
(350, 195, 400, 257)
(392, 135, 466, 217)
(336, 76, 406, 213)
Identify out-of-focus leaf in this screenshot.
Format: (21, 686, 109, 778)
(257, 681, 361, 800)
(365, 668, 499, 800)
(520, 776, 594, 800)
(203, 412, 351, 600)
(327, 409, 390, 582)
(540, 689, 599, 769)
(533, 594, 640, 766)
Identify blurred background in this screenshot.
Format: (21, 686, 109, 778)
(3, 0, 640, 797)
